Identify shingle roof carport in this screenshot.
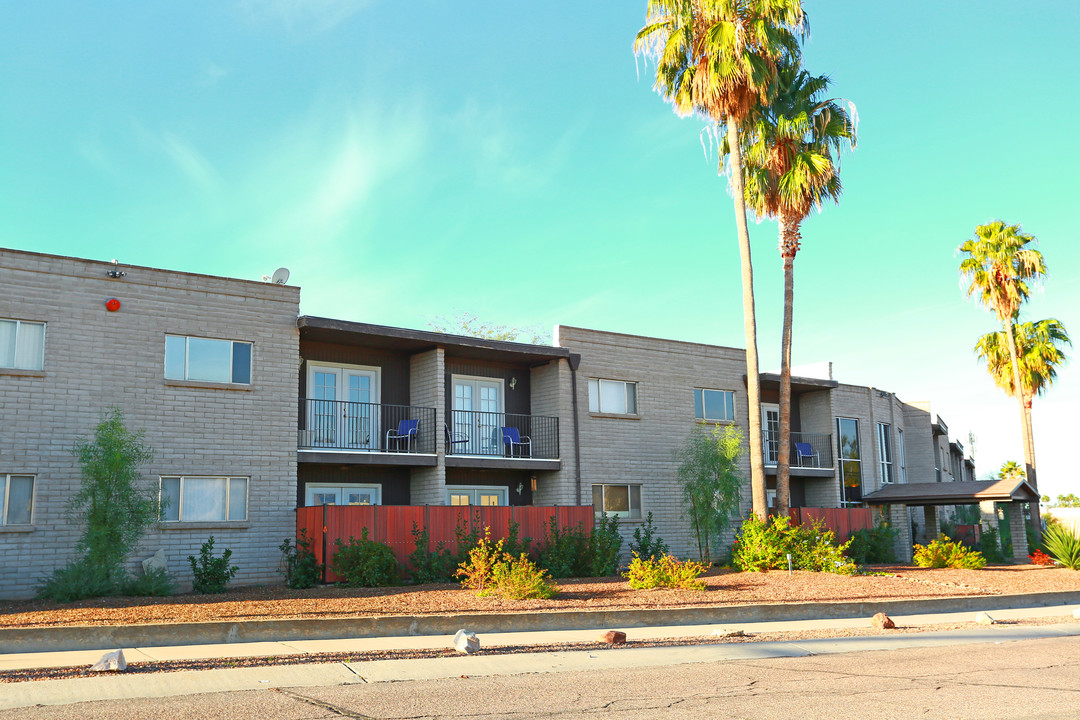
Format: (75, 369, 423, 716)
(862, 479, 1039, 506)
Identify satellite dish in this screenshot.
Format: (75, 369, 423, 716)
(271, 267, 290, 285)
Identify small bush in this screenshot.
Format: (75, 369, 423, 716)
(407, 524, 458, 584)
(630, 512, 669, 561)
(625, 553, 707, 590)
(457, 531, 557, 599)
(1029, 549, 1055, 566)
(913, 535, 986, 570)
(1043, 523, 1080, 570)
(280, 529, 322, 589)
(732, 515, 855, 575)
(846, 522, 898, 565)
(121, 566, 175, 597)
(188, 536, 239, 594)
(456, 530, 504, 595)
(37, 560, 116, 602)
(537, 518, 589, 578)
(331, 529, 399, 587)
(978, 526, 1006, 563)
(586, 514, 623, 577)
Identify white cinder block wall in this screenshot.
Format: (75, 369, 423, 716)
(0, 249, 299, 598)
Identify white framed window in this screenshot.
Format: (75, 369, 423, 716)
(160, 476, 248, 522)
(447, 486, 507, 506)
(877, 422, 894, 484)
(0, 319, 45, 371)
(588, 378, 637, 414)
(1, 475, 34, 525)
(305, 483, 381, 506)
(591, 483, 642, 520)
(165, 335, 252, 384)
(694, 389, 735, 422)
(897, 428, 907, 483)
(836, 417, 862, 507)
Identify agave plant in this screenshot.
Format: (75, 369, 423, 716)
(1042, 524, 1080, 570)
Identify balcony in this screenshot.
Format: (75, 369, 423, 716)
(445, 410, 559, 466)
(298, 399, 436, 464)
(764, 431, 834, 474)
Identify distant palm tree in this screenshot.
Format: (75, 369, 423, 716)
(737, 61, 856, 515)
(976, 318, 1070, 491)
(998, 460, 1025, 482)
(959, 221, 1046, 532)
(635, 0, 805, 520)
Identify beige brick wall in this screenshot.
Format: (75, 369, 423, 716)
(529, 358, 577, 506)
(0, 249, 299, 598)
(408, 348, 444, 504)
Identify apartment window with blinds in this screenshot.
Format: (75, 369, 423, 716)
(897, 428, 907, 483)
(1, 475, 34, 525)
(588, 379, 637, 415)
(165, 335, 252, 384)
(591, 483, 642, 520)
(160, 476, 248, 522)
(0, 319, 45, 371)
(877, 422, 894, 484)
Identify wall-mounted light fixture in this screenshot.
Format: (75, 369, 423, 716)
(509, 377, 517, 390)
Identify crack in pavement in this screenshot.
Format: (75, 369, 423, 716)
(273, 688, 376, 719)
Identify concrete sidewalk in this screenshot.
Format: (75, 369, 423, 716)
(2, 604, 1079, 710)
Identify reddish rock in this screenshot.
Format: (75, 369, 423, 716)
(871, 612, 895, 630)
(601, 630, 627, 644)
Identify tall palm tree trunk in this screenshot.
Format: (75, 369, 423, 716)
(1004, 320, 1040, 535)
(776, 215, 799, 517)
(726, 115, 766, 521)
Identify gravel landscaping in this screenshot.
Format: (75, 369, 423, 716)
(2, 565, 1077, 630)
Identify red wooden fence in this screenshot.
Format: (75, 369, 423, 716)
(295, 505, 596, 583)
(788, 507, 873, 542)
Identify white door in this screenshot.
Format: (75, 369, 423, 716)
(308, 365, 379, 449)
(762, 403, 780, 465)
(452, 376, 503, 454)
(305, 484, 381, 506)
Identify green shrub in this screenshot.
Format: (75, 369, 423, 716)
(407, 524, 458, 584)
(625, 553, 707, 590)
(331, 529, 399, 587)
(978, 526, 1006, 563)
(733, 515, 856, 575)
(188, 536, 239, 594)
(537, 517, 590, 578)
(121, 566, 175, 597)
(846, 522, 898, 565)
(456, 530, 503, 595)
(1043, 523, 1080, 570)
(457, 532, 557, 599)
(630, 512, 669, 561)
(279, 529, 322, 589)
(913, 535, 986, 569)
(586, 514, 623, 577)
(37, 560, 116, 602)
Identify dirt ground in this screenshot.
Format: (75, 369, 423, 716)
(2, 565, 1077, 630)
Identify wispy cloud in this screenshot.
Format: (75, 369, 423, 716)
(160, 132, 221, 190)
(237, 0, 375, 35)
(198, 62, 229, 86)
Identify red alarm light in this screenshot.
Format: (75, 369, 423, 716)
(106, 298, 121, 312)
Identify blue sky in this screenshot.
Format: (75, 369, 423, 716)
(3, 1, 1078, 498)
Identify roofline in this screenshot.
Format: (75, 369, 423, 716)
(298, 316, 570, 359)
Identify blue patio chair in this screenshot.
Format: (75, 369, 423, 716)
(501, 426, 532, 458)
(444, 423, 469, 455)
(386, 418, 420, 453)
(794, 442, 819, 468)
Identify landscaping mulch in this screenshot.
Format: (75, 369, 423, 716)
(2, 565, 1077, 630)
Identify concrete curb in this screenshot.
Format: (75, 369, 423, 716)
(5, 590, 1080, 654)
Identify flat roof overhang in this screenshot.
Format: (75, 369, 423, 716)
(298, 316, 570, 365)
(755, 373, 839, 394)
(862, 479, 1039, 506)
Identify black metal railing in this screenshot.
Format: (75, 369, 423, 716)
(764, 431, 834, 469)
(299, 399, 436, 454)
(446, 410, 559, 459)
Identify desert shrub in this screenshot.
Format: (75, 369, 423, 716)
(674, 424, 744, 563)
(457, 532, 557, 599)
(407, 524, 458, 584)
(1029, 549, 1055, 566)
(37, 560, 115, 603)
(979, 527, 1006, 563)
(457, 530, 503, 594)
(625, 553, 707, 590)
(1043, 523, 1080, 570)
(586, 514, 623, 577)
(279, 529, 322, 589)
(331, 529, 399, 587)
(630, 512, 669, 561)
(537, 518, 589, 578)
(846, 522, 898, 565)
(121, 566, 175, 597)
(913, 535, 986, 570)
(733, 515, 856, 575)
(188, 536, 240, 593)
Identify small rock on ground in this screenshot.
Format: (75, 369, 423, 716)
(601, 630, 626, 644)
(975, 612, 996, 625)
(90, 649, 127, 672)
(871, 612, 896, 630)
(454, 629, 480, 654)
(711, 628, 746, 638)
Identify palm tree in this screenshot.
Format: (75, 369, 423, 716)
(635, 0, 805, 520)
(737, 61, 856, 515)
(976, 318, 1070, 491)
(998, 460, 1025, 482)
(959, 221, 1047, 533)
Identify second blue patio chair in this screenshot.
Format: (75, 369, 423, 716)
(386, 418, 420, 453)
(501, 426, 532, 458)
(794, 442, 819, 468)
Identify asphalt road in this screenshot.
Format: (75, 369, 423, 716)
(5, 636, 1080, 720)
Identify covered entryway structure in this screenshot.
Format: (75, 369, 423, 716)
(863, 479, 1039, 562)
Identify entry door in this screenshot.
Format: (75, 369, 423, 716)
(308, 365, 379, 449)
(452, 377, 503, 454)
(762, 404, 780, 465)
